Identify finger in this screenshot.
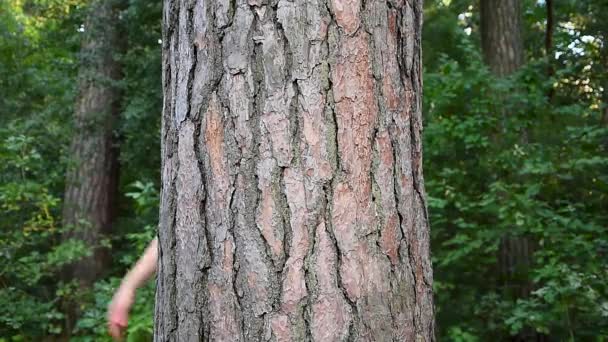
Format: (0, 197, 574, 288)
(108, 305, 129, 326)
(108, 323, 118, 340)
(108, 322, 125, 341)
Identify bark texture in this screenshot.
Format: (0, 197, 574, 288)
(155, 0, 434, 341)
(480, 0, 524, 77)
(62, 0, 122, 288)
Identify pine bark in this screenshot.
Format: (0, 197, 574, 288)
(155, 0, 434, 341)
(62, 0, 122, 295)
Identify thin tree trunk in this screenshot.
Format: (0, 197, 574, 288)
(600, 39, 608, 127)
(545, 0, 555, 100)
(155, 0, 434, 340)
(544, 0, 553, 55)
(61, 0, 123, 333)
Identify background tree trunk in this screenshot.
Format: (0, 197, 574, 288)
(545, 0, 555, 100)
(61, 0, 123, 332)
(480, 0, 524, 77)
(600, 39, 608, 127)
(155, 0, 434, 340)
(480, 1, 541, 341)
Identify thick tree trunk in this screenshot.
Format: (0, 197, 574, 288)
(61, 0, 123, 330)
(155, 0, 434, 341)
(480, 0, 524, 77)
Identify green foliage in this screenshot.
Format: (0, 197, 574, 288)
(72, 181, 158, 341)
(118, 0, 162, 186)
(0, 126, 72, 338)
(424, 4, 608, 337)
(73, 278, 154, 342)
(0, 0, 160, 339)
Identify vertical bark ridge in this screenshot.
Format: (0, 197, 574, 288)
(155, 0, 180, 339)
(226, 3, 277, 339)
(202, 93, 243, 341)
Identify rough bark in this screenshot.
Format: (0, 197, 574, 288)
(155, 0, 434, 341)
(61, 0, 123, 327)
(480, 0, 524, 77)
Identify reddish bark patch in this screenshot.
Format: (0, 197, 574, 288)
(203, 93, 241, 340)
(281, 259, 307, 312)
(222, 238, 234, 273)
(375, 130, 400, 265)
(208, 283, 240, 341)
(262, 110, 292, 167)
(382, 11, 400, 112)
(246, 271, 270, 306)
(311, 223, 352, 341)
(204, 94, 231, 199)
(256, 135, 284, 265)
(258, 188, 283, 260)
(299, 78, 333, 182)
(270, 314, 291, 342)
(331, 0, 361, 35)
(280, 168, 309, 312)
(331, 182, 362, 301)
(331, 31, 378, 231)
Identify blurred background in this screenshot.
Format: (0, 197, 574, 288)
(0, 0, 606, 340)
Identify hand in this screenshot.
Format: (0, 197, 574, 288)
(107, 285, 135, 341)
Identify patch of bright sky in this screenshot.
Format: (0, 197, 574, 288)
(555, 21, 598, 58)
(458, 7, 473, 36)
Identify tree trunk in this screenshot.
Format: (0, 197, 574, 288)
(480, 0, 524, 77)
(600, 38, 608, 127)
(545, 0, 555, 100)
(155, 0, 434, 341)
(61, 0, 123, 331)
(544, 0, 553, 56)
(480, 1, 541, 340)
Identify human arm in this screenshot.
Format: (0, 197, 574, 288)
(107, 237, 158, 340)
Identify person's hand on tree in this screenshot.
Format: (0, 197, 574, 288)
(107, 285, 135, 340)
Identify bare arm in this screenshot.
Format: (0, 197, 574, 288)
(120, 237, 158, 290)
(107, 237, 158, 340)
